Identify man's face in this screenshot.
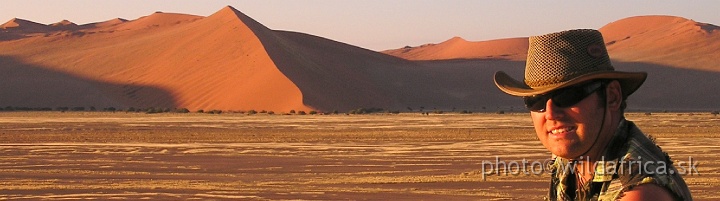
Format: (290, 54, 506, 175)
(530, 87, 606, 159)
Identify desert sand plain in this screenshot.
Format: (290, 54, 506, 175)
(0, 112, 718, 200)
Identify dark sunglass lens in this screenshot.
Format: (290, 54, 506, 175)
(552, 82, 603, 108)
(523, 81, 604, 112)
(553, 88, 586, 107)
(524, 95, 548, 112)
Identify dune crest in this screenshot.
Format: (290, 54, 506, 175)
(109, 12, 204, 31)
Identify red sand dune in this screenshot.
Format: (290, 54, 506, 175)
(0, 8, 718, 112)
(50, 19, 76, 27)
(600, 15, 720, 72)
(383, 15, 720, 111)
(383, 37, 528, 61)
(386, 15, 719, 73)
(0, 18, 50, 33)
(92, 18, 128, 28)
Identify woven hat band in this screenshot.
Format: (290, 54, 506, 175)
(524, 29, 614, 88)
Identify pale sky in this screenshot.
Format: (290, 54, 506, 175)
(2, 0, 719, 51)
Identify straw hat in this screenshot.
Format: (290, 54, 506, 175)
(494, 29, 646, 98)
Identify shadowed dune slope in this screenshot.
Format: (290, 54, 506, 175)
(219, 7, 481, 111)
(0, 56, 174, 108)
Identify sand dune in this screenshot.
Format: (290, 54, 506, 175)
(49, 19, 76, 27)
(383, 37, 528, 61)
(385, 15, 719, 72)
(0, 6, 485, 112)
(109, 12, 203, 32)
(0, 8, 718, 111)
(0, 6, 309, 112)
(0, 18, 50, 33)
(92, 18, 128, 28)
(600, 15, 720, 72)
(382, 15, 720, 111)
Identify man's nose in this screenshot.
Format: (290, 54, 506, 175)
(544, 99, 564, 120)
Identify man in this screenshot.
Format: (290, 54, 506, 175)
(493, 29, 692, 200)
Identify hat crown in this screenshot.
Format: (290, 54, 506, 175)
(524, 29, 613, 88)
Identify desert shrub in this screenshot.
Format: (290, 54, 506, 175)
(433, 110, 444, 114)
(333, 110, 339, 115)
(89, 106, 97, 111)
(176, 108, 190, 113)
(260, 110, 267, 113)
(146, 107, 162, 114)
(71, 107, 85, 111)
(267, 111, 275, 115)
(12, 107, 31, 111)
(105, 107, 117, 112)
(644, 112, 652, 116)
(460, 110, 472, 114)
(298, 111, 307, 115)
(208, 110, 223, 114)
(56, 107, 69, 112)
(309, 111, 318, 115)
(496, 110, 505, 114)
(349, 107, 385, 114)
(247, 110, 258, 115)
(711, 111, 719, 115)
(289, 110, 296, 114)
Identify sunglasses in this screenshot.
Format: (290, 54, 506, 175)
(523, 81, 605, 112)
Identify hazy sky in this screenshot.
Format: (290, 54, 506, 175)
(2, 0, 718, 51)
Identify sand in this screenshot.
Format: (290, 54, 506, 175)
(0, 112, 717, 200)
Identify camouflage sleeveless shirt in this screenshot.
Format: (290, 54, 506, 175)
(546, 119, 693, 201)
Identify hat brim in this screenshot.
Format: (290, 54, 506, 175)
(494, 70, 647, 97)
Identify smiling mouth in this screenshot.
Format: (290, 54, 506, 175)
(548, 127, 576, 135)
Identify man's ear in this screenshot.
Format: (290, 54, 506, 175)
(605, 80, 623, 111)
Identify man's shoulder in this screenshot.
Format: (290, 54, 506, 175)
(607, 120, 692, 200)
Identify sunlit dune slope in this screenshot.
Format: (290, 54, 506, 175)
(600, 15, 720, 72)
(383, 37, 528, 61)
(0, 7, 308, 111)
